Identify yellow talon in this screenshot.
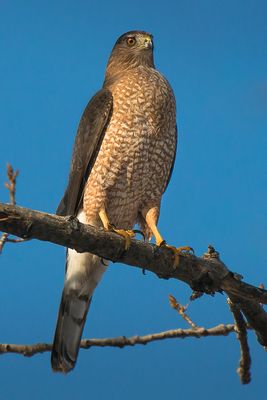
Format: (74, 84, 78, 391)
(111, 228, 135, 250)
(176, 246, 194, 254)
(159, 242, 180, 267)
(159, 242, 194, 268)
(99, 208, 135, 250)
(143, 207, 193, 269)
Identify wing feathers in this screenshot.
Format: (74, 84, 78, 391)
(57, 89, 113, 216)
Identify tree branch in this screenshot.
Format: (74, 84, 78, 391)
(169, 294, 200, 329)
(0, 201, 267, 384)
(1, 201, 267, 368)
(0, 323, 238, 357)
(0, 202, 266, 306)
(228, 298, 251, 384)
(0, 164, 19, 253)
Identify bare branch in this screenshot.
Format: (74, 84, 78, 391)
(229, 295, 267, 349)
(0, 203, 267, 307)
(0, 201, 267, 378)
(4, 163, 19, 205)
(228, 298, 251, 384)
(0, 323, 237, 357)
(0, 164, 19, 253)
(169, 294, 199, 328)
(202, 247, 267, 348)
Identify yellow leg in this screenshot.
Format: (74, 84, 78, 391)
(99, 208, 135, 250)
(150, 224, 164, 247)
(145, 207, 193, 268)
(99, 209, 111, 231)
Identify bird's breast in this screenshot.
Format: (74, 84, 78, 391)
(84, 67, 176, 227)
(109, 67, 176, 135)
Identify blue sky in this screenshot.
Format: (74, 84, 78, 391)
(0, 0, 266, 398)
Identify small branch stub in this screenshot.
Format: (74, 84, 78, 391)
(0, 164, 19, 253)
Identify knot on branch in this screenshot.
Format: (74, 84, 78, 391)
(185, 245, 230, 295)
(190, 270, 222, 296)
(65, 215, 81, 232)
(203, 244, 220, 260)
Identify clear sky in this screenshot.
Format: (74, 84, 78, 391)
(0, 0, 266, 399)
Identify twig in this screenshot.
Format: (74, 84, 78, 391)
(228, 298, 251, 384)
(4, 163, 19, 205)
(169, 294, 199, 328)
(0, 164, 19, 253)
(0, 323, 238, 357)
(0, 164, 28, 253)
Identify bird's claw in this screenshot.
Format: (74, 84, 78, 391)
(177, 246, 194, 254)
(132, 229, 145, 241)
(115, 229, 135, 250)
(108, 224, 135, 250)
(159, 242, 194, 269)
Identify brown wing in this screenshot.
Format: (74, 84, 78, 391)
(57, 88, 113, 216)
(163, 125, 178, 192)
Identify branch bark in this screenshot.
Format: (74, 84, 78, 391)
(0, 202, 266, 305)
(0, 164, 19, 253)
(0, 324, 237, 357)
(228, 298, 251, 384)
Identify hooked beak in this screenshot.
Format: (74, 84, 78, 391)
(141, 35, 153, 49)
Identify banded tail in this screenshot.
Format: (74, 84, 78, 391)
(51, 213, 108, 373)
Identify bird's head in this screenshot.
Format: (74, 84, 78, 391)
(115, 31, 154, 52)
(105, 31, 155, 84)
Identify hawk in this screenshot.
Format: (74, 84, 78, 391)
(52, 30, 184, 373)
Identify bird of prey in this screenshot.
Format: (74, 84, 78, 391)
(52, 30, 187, 373)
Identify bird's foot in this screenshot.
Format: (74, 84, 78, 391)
(159, 241, 194, 268)
(108, 223, 135, 250)
(99, 208, 135, 250)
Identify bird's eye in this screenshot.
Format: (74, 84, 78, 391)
(126, 37, 136, 47)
